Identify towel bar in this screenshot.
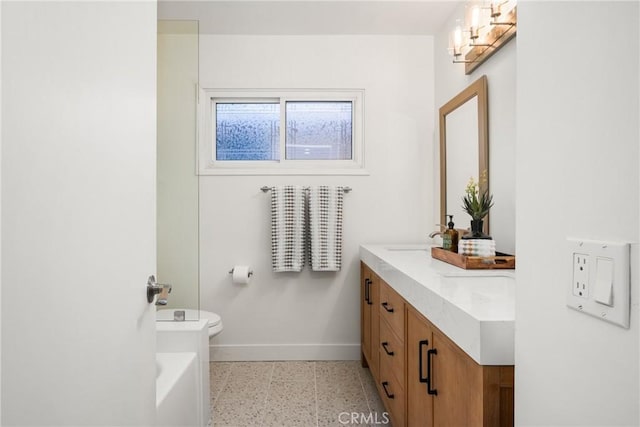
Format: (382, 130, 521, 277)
(260, 186, 351, 193)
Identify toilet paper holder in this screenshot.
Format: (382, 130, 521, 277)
(228, 267, 254, 276)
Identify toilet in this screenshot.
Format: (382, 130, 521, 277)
(156, 309, 224, 338)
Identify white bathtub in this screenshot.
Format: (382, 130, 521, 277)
(156, 319, 210, 427)
(156, 352, 198, 427)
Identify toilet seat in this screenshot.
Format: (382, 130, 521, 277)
(157, 309, 223, 337)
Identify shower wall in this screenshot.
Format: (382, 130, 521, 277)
(157, 21, 200, 311)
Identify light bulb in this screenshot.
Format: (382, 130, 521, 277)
(453, 26, 463, 56)
(454, 26, 463, 47)
(471, 6, 480, 29)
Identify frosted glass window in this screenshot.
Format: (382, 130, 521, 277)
(200, 89, 364, 175)
(216, 103, 280, 161)
(285, 102, 353, 160)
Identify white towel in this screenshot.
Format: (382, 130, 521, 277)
(309, 186, 344, 271)
(271, 186, 306, 272)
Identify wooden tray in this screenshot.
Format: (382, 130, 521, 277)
(431, 246, 516, 270)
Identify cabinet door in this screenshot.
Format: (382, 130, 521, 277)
(406, 307, 434, 427)
(431, 327, 484, 426)
(360, 263, 380, 378)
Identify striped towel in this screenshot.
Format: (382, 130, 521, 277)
(271, 186, 306, 272)
(458, 239, 496, 257)
(308, 186, 344, 271)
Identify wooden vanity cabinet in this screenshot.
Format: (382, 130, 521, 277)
(361, 261, 514, 427)
(407, 305, 514, 427)
(360, 262, 379, 379)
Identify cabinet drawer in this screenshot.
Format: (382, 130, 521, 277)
(379, 356, 406, 427)
(379, 317, 404, 390)
(379, 280, 405, 338)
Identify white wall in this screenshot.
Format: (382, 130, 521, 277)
(0, 1, 3, 420)
(2, 2, 158, 425)
(157, 22, 200, 311)
(199, 35, 434, 360)
(516, 2, 639, 425)
(433, 3, 516, 254)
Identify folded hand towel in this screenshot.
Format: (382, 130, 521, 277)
(458, 239, 496, 257)
(271, 186, 306, 272)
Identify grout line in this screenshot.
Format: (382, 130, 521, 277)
(209, 362, 232, 427)
(211, 362, 231, 405)
(356, 364, 375, 416)
(257, 362, 276, 427)
(314, 362, 319, 427)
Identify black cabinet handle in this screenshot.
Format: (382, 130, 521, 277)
(366, 279, 373, 305)
(418, 339, 429, 384)
(381, 381, 395, 399)
(364, 278, 370, 304)
(427, 348, 438, 396)
(381, 341, 394, 356)
(381, 302, 394, 313)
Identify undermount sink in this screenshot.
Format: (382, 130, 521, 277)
(441, 272, 514, 279)
(384, 247, 428, 252)
(441, 274, 514, 284)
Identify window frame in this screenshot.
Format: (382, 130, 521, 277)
(198, 88, 366, 175)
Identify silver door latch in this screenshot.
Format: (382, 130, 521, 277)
(146, 275, 172, 305)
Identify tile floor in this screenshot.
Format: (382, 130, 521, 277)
(209, 361, 391, 427)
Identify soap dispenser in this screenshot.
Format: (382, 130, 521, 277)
(442, 215, 459, 253)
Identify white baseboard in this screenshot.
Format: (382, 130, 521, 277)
(209, 343, 361, 361)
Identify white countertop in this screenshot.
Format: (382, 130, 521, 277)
(360, 244, 515, 365)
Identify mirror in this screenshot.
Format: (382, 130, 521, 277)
(439, 75, 489, 233)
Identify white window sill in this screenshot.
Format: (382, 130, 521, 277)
(198, 168, 370, 176)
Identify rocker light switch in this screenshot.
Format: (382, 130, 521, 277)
(594, 257, 614, 306)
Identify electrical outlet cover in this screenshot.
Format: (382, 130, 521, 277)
(566, 238, 630, 328)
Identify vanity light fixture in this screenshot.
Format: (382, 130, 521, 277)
(449, 0, 517, 75)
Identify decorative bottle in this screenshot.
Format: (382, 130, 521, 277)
(442, 215, 459, 253)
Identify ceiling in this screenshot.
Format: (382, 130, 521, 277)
(158, 1, 461, 35)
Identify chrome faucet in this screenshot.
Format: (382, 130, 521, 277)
(429, 224, 445, 239)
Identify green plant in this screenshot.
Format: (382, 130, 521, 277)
(462, 174, 494, 220)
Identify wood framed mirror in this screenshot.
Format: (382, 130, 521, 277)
(439, 75, 489, 234)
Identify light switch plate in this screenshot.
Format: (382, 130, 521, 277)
(567, 238, 630, 328)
